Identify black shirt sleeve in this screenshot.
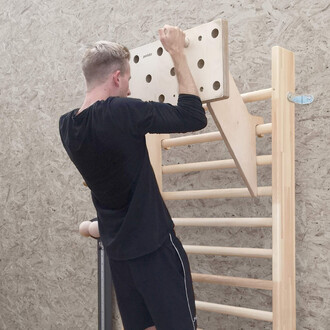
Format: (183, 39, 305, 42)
(108, 94, 207, 136)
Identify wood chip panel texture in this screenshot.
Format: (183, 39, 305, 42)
(0, 1, 329, 329)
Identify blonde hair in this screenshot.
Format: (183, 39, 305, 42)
(82, 41, 130, 90)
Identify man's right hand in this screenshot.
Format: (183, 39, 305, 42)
(158, 24, 199, 97)
(159, 25, 186, 57)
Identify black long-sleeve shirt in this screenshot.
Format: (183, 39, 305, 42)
(59, 94, 207, 260)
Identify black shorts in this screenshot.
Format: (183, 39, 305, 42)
(109, 231, 197, 330)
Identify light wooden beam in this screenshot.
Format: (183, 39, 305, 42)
(202, 87, 272, 111)
(272, 46, 296, 329)
(145, 133, 169, 191)
(161, 123, 272, 149)
(173, 217, 272, 227)
(162, 154, 272, 174)
(191, 273, 273, 290)
(241, 88, 272, 103)
(195, 301, 273, 322)
(162, 186, 272, 200)
(183, 245, 272, 258)
(256, 123, 272, 137)
(162, 131, 223, 148)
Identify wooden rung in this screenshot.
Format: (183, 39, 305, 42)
(241, 88, 272, 103)
(183, 245, 272, 258)
(191, 273, 273, 290)
(202, 88, 272, 111)
(162, 155, 272, 174)
(173, 217, 272, 227)
(162, 131, 223, 148)
(195, 301, 273, 322)
(163, 158, 234, 173)
(257, 154, 272, 165)
(162, 186, 272, 200)
(256, 123, 272, 137)
(161, 123, 272, 148)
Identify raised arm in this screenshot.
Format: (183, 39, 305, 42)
(158, 25, 199, 96)
(107, 26, 207, 136)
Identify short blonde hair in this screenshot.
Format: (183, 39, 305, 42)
(82, 41, 130, 89)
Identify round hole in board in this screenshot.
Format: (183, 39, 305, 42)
(213, 81, 221, 90)
(198, 35, 202, 41)
(200, 87, 204, 92)
(170, 67, 175, 76)
(146, 74, 152, 83)
(133, 55, 139, 63)
(197, 59, 205, 69)
(212, 28, 219, 38)
(157, 47, 163, 56)
(159, 94, 165, 103)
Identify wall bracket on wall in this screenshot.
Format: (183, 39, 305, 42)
(287, 92, 314, 104)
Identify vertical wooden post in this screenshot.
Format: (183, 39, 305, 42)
(146, 133, 170, 192)
(272, 46, 296, 329)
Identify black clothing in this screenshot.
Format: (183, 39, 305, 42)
(59, 94, 206, 260)
(110, 230, 197, 330)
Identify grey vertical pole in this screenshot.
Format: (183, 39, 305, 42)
(98, 238, 112, 330)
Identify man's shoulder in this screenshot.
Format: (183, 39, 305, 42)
(107, 97, 149, 120)
(59, 109, 76, 131)
(109, 96, 144, 107)
(60, 108, 76, 119)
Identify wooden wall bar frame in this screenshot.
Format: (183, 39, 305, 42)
(117, 46, 297, 329)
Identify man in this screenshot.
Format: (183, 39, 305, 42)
(59, 25, 207, 330)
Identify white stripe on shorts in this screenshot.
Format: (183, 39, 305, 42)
(169, 233, 196, 330)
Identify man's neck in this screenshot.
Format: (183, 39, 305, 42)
(78, 86, 111, 115)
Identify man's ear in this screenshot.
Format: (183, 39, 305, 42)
(112, 70, 121, 87)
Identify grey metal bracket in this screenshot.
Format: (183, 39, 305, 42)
(287, 92, 314, 104)
(98, 239, 112, 330)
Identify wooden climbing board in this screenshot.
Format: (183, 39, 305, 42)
(129, 19, 229, 103)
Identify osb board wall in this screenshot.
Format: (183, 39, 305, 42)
(0, 0, 329, 329)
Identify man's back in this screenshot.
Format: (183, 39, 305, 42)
(60, 97, 146, 209)
(59, 94, 206, 260)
